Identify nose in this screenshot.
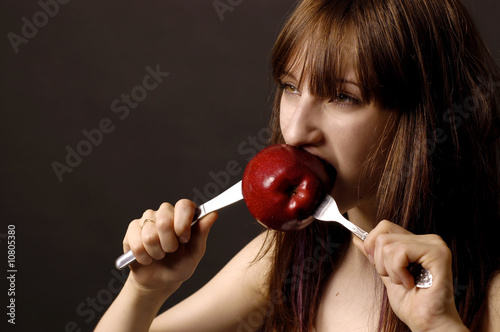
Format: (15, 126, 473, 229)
(281, 95, 324, 147)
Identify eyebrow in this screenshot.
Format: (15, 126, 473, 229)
(278, 70, 363, 96)
(341, 80, 359, 87)
(279, 71, 298, 82)
(281, 72, 360, 87)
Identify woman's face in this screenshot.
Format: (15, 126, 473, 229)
(279, 62, 395, 215)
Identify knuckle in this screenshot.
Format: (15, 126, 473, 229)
(124, 221, 140, 249)
(128, 219, 140, 231)
(423, 234, 451, 256)
(435, 236, 449, 248)
(154, 251, 166, 260)
(375, 234, 389, 249)
(382, 242, 394, 257)
(122, 239, 129, 251)
(156, 216, 173, 232)
(393, 245, 407, 261)
(380, 219, 392, 227)
(132, 244, 146, 257)
(437, 245, 452, 260)
(142, 232, 158, 247)
(129, 242, 149, 262)
(159, 202, 174, 211)
(163, 240, 179, 253)
(175, 199, 196, 209)
(142, 209, 156, 218)
(377, 219, 393, 232)
(423, 233, 443, 242)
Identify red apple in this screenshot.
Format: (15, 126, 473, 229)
(242, 144, 334, 231)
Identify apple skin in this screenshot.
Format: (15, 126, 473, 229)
(242, 144, 334, 231)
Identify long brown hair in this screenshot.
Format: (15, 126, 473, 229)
(261, 0, 500, 331)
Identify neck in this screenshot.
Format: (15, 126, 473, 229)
(346, 198, 378, 233)
(342, 201, 379, 275)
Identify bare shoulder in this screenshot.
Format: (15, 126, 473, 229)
(483, 272, 500, 331)
(150, 231, 273, 332)
(210, 230, 274, 295)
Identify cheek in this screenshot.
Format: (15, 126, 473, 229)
(330, 137, 380, 211)
(332, 122, 374, 173)
(331, 135, 371, 195)
(337, 109, 392, 169)
(330, 113, 392, 203)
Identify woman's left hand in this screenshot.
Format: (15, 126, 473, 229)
(353, 220, 469, 331)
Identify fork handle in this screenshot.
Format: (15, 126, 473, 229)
(354, 230, 433, 289)
(348, 224, 369, 241)
(344, 221, 432, 288)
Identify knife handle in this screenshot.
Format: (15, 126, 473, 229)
(113, 181, 243, 270)
(115, 250, 136, 270)
(114, 207, 204, 270)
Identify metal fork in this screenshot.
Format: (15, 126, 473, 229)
(313, 195, 433, 289)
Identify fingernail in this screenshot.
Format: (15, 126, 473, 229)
(179, 236, 190, 244)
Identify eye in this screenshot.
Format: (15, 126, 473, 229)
(284, 84, 298, 93)
(279, 82, 300, 96)
(336, 93, 354, 102)
(330, 93, 361, 107)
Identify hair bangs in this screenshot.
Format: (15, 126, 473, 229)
(271, 1, 375, 104)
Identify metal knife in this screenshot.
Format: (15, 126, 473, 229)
(114, 180, 243, 270)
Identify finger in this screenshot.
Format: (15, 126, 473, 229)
(382, 242, 415, 289)
(196, 211, 218, 235)
(155, 203, 180, 253)
(371, 233, 416, 278)
(376, 234, 451, 289)
(141, 208, 156, 220)
(122, 224, 132, 253)
(173, 199, 197, 244)
(364, 219, 411, 258)
(141, 219, 166, 260)
(372, 233, 423, 276)
(372, 233, 392, 277)
(352, 236, 373, 264)
(125, 219, 153, 265)
(404, 235, 453, 285)
(392, 246, 415, 288)
(187, 211, 218, 257)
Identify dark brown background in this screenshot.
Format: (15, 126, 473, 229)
(1, 0, 498, 331)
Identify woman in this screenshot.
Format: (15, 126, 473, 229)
(96, 0, 500, 330)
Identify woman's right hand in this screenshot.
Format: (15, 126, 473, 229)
(123, 199, 218, 295)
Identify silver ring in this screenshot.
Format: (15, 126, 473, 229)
(141, 218, 156, 229)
